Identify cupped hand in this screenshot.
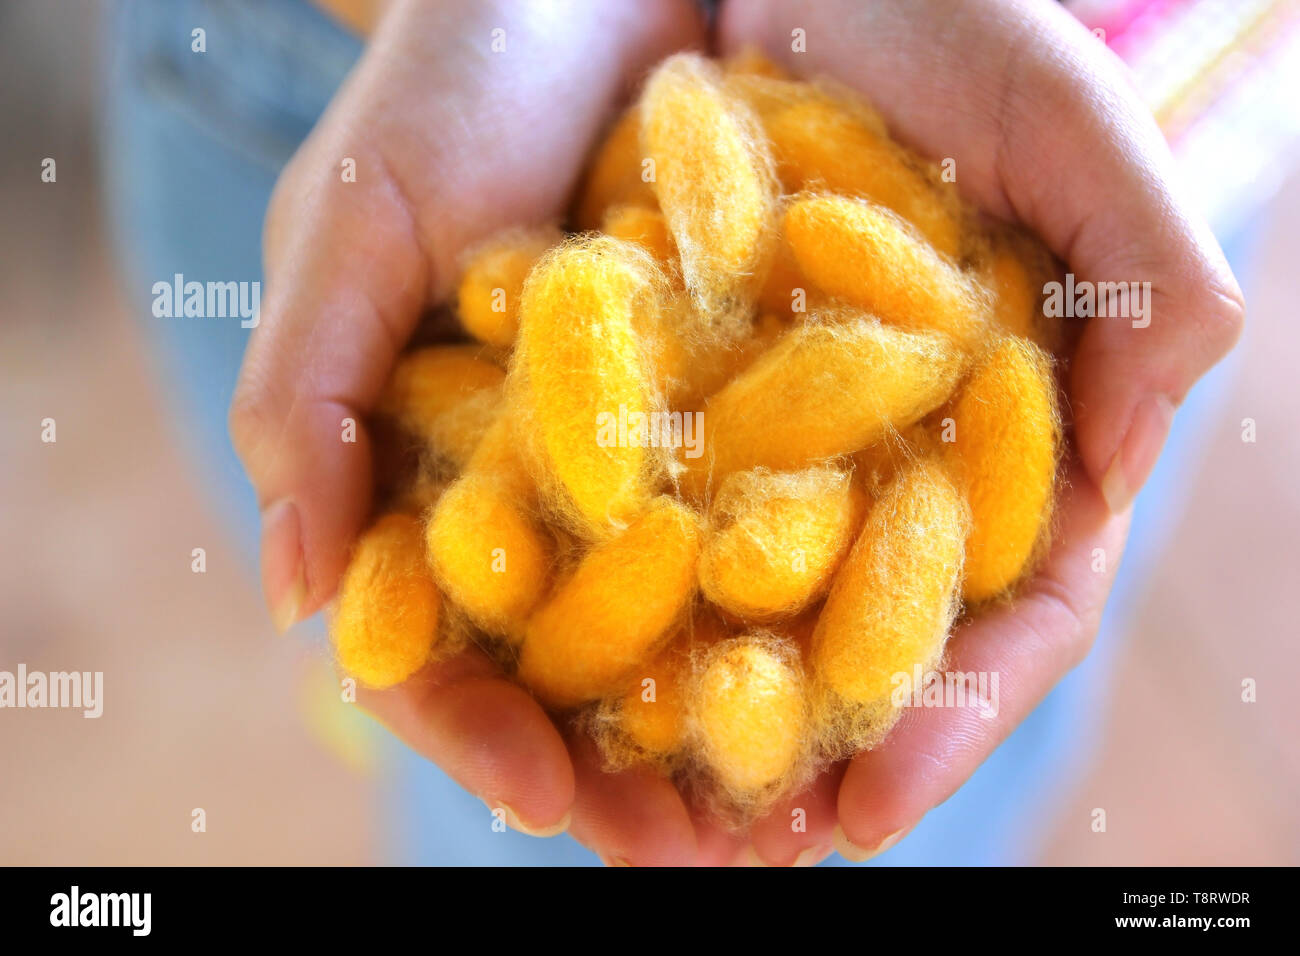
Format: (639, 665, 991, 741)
(229, 0, 708, 862)
(719, 0, 1244, 865)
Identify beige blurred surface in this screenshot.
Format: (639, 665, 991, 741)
(0, 1, 374, 865)
(0, 2, 1295, 866)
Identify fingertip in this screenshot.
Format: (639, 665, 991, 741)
(568, 735, 698, 866)
(360, 663, 577, 835)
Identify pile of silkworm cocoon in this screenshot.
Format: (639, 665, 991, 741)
(331, 51, 1064, 822)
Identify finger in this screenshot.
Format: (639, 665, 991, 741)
(230, 0, 706, 632)
(567, 735, 698, 866)
(690, 813, 751, 867)
(358, 649, 575, 836)
(747, 765, 843, 866)
(832, 462, 1129, 859)
(718, 0, 1244, 513)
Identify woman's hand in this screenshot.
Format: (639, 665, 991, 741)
(718, 0, 1244, 865)
(229, 0, 707, 859)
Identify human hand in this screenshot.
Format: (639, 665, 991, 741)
(714, 0, 1244, 865)
(229, 0, 708, 859)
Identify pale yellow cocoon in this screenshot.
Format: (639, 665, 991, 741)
(518, 497, 701, 709)
(333, 513, 442, 689)
(942, 337, 1058, 601)
(784, 194, 990, 350)
(641, 54, 778, 325)
(455, 226, 562, 348)
(811, 459, 966, 751)
(376, 346, 506, 466)
(425, 473, 552, 643)
(512, 236, 664, 538)
(683, 313, 963, 496)
(691, 634, 807, 799)
(699, 466, 864, 621)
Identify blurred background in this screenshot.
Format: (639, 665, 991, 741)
(1, 0, 1297, 865)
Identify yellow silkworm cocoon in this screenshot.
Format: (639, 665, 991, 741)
(730, 75, 961, 257)
(684, 314, 963, 496)
(425, 473, 552, 643)
(723, 47, 790, 79)
(575, 107, 657, 232)
(602, 204, 678, 267)
(641, 54, 778, 323)
(699, 466, 864, 621)
(455, 227, 562, 349)
(784, 194, 990, 350)
(513, 236, 663, 538)
(852, 421, 938, 495)
(519, 497, 701, 709)
(942, 337, 1058, 601)
(609, 637, 691, 763)
(756, 224, 812, 317)
(464, 407, 532, 499)
(978, 228, 1061, 353)
(692, 635, 807, 799)
(333, 513, 442, 689)
(811, 460, 965, 747)
(376, 346, 505, 465)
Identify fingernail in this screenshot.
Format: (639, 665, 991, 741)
(833, 824, 906, 863)
(1101, 394, 1175, 514)
(496, 803, 571, 838)
(747, 843, 832, 867)
(261, 499, 306, 634)
(793, 844, 832, 867)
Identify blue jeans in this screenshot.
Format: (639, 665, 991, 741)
(103, 0, 1244, 865)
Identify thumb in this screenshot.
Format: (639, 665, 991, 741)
(229, 0, 705, 631)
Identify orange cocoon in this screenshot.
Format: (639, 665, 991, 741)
(729, 75, 961, 257)
(376, 345, 505, 466)
(425, 473, 551, 643)
(512, 236, 663, 538)
(332, 513, 442, 689)
(574, 106, 658, 232)
(685, 313, 963, 496)
(784, 194, 990, 350)
(641, 54, 778, 324)
(518, 497, 701, 709)
(699, 465, 864, 621)
(942, 337, 1059, 602)
(464, 407, 533, 499)
(691, 634, 807, 799)
(722, 47, 791, 79)
(605, 635, 691, 764)
(980, 228, 1061, 352)
(811, 459, 966, 748)
(756, 221, 813, 316)
(455, 227, 562, 349)
(602, 204, 678, 267)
